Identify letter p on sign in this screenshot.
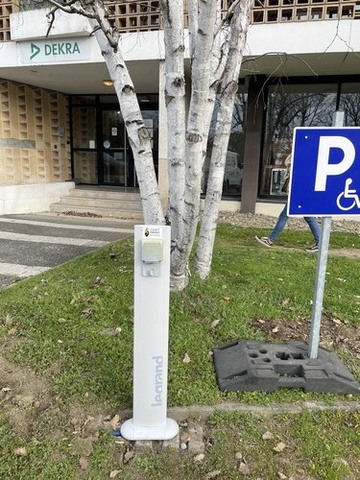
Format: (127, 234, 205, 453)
(315, 136, 355, 191)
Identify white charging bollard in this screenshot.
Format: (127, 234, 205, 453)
(121, 225, 179, 441)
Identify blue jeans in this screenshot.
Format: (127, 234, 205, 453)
(269, 204, 320, 244)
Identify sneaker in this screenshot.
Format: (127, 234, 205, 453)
(255, 236, 273, 248)
(306, 244, 319, 253)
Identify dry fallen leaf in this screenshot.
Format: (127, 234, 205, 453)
(203, 470, 221, 480)
(4, 314, 13, 326)
(14, 447, 27, 456)
(81, 308, 92, 318)
(180, 432, 190, 443)
(123, 450, 135, 464)
(211, 319, 220, 329)
(239, 462, 250, 475)
(195, 293, 203, 302)
(183, 353, 191, 364)
(262, 431, 274, 440)
(110, 470, 122, 479)
(194, 453, 205, 462)
(281, 298, 290, 307)
(109, 414, 120, 429)
(273, 442, 286, 452)
(79, 456, 89, 471)
(272, 326, 279, 333)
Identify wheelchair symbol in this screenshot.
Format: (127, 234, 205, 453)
(336, 178, 360, 211)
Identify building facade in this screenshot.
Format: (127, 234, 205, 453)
(0, 0, 360, 216)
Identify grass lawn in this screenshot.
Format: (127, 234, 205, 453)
(0, 223, 359, 479)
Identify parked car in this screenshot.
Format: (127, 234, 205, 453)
(223, 151, 243, 193)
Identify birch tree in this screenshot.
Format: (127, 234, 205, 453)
(40, 0, 252, 290)
(162, 0, 220, 291)
(46, 0, 165, 225)
(195, 0, 253, 279)
(161, 0, 253, 286)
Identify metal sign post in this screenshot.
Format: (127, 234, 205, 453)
(121, 225, 179, 441)
(308, 112, 344, 358)
(308, 216, 331, 358)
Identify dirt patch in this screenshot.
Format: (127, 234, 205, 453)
(0, 343, 112, 442)
(251, 315, 360, 358)
(0, 352, 53, 436)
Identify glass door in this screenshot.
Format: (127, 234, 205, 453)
(100, 107, 158, 187)
(101, 109, 129, 185)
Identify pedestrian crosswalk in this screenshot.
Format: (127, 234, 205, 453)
(0, 231, 109, 248)
(0, 213, 135, 287)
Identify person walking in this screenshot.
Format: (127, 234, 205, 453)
(255, 203, 320, 252)
(255, 151, 320, 252)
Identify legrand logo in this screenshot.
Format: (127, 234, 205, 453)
(30, 41, 81, 60)
(152, 356, 164, 407)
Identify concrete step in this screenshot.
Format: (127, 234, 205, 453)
(49, 203, 144, 220)
(68, 188, 141, 202)
(49, 187, 144, 221)
(54, 196, 142, 211)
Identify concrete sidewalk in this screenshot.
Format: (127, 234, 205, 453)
(0, 213, 135, 289)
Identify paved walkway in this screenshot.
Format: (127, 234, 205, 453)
(0, 213, 135, 288)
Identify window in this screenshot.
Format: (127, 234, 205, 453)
(339, 83, 360, 126)
(202, 86, 247, 197)
(260, 83, 337, 197)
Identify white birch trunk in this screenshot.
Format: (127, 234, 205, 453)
(159, 0, 186, 279)
(196, 0, 253, 279)
(170, 0, 218, 291)
(187, 0, 198, 58)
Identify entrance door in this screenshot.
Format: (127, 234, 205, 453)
(100, 109, 136, 186)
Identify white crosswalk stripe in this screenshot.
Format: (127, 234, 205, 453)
(0, 217, 133, 233)
(0, 231, 109, 247)
(0, 263, 50, 278)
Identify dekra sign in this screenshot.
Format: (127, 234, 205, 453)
(30, 41, 81, 59)
(45, 41, 80, 55)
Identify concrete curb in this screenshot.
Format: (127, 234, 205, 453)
(116, 400, 360, 453)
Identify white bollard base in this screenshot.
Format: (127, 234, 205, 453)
(121, 418, 179, 441)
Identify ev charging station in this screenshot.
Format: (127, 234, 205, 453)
(121, 225, 179, 441)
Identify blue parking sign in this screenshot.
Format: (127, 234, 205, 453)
(288, 127, 360, 216)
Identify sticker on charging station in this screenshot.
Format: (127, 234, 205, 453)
(143, 226, 162, 238)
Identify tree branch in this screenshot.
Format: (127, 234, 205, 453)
(46, 0, 119, 51)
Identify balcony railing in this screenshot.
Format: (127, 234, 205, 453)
(1, 0, 360, 42)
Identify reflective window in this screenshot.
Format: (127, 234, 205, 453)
(260, 83, 337, 197)
(339, 83, 360, 126)
(202, 87, 247, 196)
